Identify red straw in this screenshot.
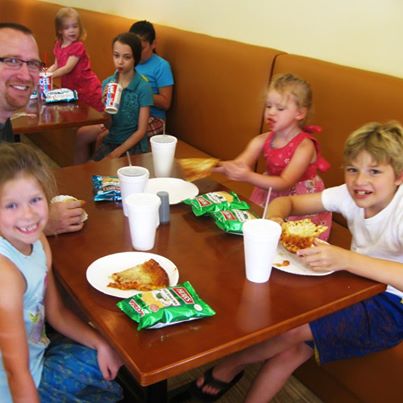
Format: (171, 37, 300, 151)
(43, 52, 48, 68)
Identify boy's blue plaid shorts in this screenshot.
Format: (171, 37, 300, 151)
(309, 292, 403, 365)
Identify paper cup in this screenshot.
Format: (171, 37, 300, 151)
(104, 82, 122, 114)
(150, 134, 177, 177)
(117, 166, 149, 216)
(39, 71, 53, 100)
(125, 193, 161, 251)
(243, 219, 282, 283)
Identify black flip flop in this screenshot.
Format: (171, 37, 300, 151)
(191, 367, 244, 401)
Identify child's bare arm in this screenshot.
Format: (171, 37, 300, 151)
(0, 257, 39, 402)
(153, 85, 173, 110)
(106, 106, 150, 159)
(299, 242, 403, 291)
(42, 236, 123, 380)
(46, 61, 58, 73)
(267, 192, 325, 220)
(50, 55, 79, 79)
(238, 137, 316, 189)
(214, 133, 267, 176)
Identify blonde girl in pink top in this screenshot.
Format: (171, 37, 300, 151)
(47, 8, 103, 112)
(215, 73, 332, 238)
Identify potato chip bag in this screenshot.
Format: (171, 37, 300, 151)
(212, 209, 257, 234)
(92, 175, 121, 201)
(183, 191, 249, 216)
(116, 281, 215, 330)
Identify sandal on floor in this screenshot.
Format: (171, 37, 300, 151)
(191, 367, 244, 401)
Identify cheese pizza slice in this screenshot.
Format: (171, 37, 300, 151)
(177, 157, 219, 182)
(108, 259, 169, 291)
(280, 219, 328, 254)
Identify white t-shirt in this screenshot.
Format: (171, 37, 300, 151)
(322, 184, 403, 298)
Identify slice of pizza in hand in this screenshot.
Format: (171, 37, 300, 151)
(177, 157, 219, 182)
(108, 259, 169, 291)
(280, 219, 328, 254)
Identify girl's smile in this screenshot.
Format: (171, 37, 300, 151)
(0, 174, 48, 255)
(345, 151, 402, 218)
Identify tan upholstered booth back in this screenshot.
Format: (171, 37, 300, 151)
(272, 54, 403, 189)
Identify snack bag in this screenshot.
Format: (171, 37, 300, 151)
(92, 175, 121, 201)
(116, 281, 215, 330)
(45, 88, 78, 103)
(212, 209, 257, 234)
(183, 191, 249, 216)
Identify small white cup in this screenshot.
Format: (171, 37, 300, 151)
(125, 193, 161, 251)
(117, 166, 149, 216)
(150, 134, 177, 177)
(243, 219, 282, 283)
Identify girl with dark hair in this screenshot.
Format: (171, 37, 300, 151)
(74, 32, 153, 162)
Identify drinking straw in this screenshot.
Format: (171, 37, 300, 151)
(262, 187, 272, 219)
(126, 151, 132, 166)
(162, 122, 166, 135)
(43, 52, 48, 68)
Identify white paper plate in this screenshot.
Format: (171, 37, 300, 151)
(272, 246, 333, 276)
(145, 178, 199, 205)
(86, 251, 179, 298)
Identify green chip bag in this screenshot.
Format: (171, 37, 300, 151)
(183, 191, 249, 216)
(116, 281, 215, 330)
(212, 209, 257, 234)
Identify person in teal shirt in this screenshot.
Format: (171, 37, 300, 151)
(75, 32, 153, 162)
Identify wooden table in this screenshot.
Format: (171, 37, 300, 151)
(49, 143, 385, 402)
(11, 100, 108, 134)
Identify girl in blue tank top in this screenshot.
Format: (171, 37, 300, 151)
(0, 143, 123, 402)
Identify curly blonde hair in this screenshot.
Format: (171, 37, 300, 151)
(268, 73, 312, 126)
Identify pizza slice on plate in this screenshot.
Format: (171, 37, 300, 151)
(108, 259, 169, 291)
(280, 219, 327, 253)
(177, 157, 219, 182)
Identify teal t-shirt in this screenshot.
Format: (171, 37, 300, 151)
(102, 71, 153, 152)
(136, 53, 174, 120)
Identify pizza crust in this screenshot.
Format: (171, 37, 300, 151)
(177, 157, 219, 182)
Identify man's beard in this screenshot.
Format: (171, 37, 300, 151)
(5, 85, 33, 110)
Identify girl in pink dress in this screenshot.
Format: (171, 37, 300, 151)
(215, 73, 332, 239)
(47, 8, 103, 112)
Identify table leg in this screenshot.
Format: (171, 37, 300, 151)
(118, 367, 168, 403)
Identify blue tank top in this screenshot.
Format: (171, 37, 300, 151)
(0, 237, 49, 402)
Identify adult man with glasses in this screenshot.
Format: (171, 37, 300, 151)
(0, 22, 86, 235)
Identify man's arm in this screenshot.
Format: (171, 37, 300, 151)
(45, 200, 85, 235)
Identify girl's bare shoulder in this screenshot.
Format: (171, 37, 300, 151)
(0, 255, 25, 303)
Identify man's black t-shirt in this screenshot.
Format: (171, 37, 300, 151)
(0, 118, 14, 143)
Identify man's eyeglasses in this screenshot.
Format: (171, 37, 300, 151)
(0, 57, 45, 72)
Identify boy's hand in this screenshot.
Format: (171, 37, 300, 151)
(297, 240, 349, 272)
(96, 342, 123, 381)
